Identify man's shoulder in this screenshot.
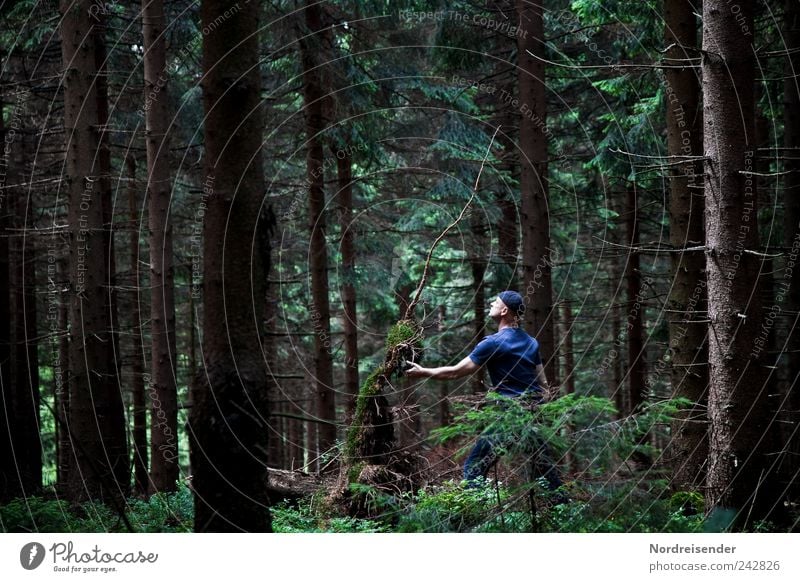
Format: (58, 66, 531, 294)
(494, 328, 537, 344)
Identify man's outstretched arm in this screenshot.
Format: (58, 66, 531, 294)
(405, 356, 479, 380)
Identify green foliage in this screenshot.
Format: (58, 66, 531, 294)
(432, 393, 619, 464)
(125, 486, 194, 533)
(538, 483, 705, 533)
(0, 497, 80, 533)
(395, 480, 516, 532)
(385, 319, 418, 350)
(0, 484, 193, 533)
(271, 498, 388, 533)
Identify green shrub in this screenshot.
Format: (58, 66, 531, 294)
(0, 496, 79, 533)
(1, 483, 193, 533)
(271, 498, 388, 533)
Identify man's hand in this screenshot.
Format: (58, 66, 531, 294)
(404, 362, 428, 378)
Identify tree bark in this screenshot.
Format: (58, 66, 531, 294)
(517, 0, 556, 382)
(12, 140, 42, 495)
(287, 381, 305, 470)
(781, 0, 800, 502)
(702, 0, 770, 522)
(337, 150, 359, 417)
(300, 0, 336, 463)
(625, 184, 647, 413)
(0, 97, 14, 501)
(93, 10, 121, 406)
(561, 302, 575, 394)
(189, 0, 272, 532)
(608, 184, 627, 419)
(127, 155, 149, 497)
(142, 0, 179, 493)
(56, 258, 70, 491)
(664, 0, 708, 492)
(265, 289, 283, 469)
(471, 214, 487, 394)
(60, 0, 129, 503)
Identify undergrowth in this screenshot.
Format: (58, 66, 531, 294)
(1, 394, 787, 532)
(0, 483, 193, 533)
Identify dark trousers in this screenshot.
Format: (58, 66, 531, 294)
(463, 425, 563, 490)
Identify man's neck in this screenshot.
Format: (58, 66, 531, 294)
(497, 319, 519, 332)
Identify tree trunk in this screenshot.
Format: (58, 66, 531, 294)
(517, 0, 555, 381)
(561, 301, 576, 472)
(265, 289, 283, 469)
(337, 150, 359, 417)
(300, 0, 336, 463)
(471, 214, 487, 394)
(142, 0, 179, 493)
(12, 152, 42, 495)
(60, 0, 129, 502)
(781, 0, 800, 503)
(128, 155, 149, 496)
(56, 258, 70, 491)
(561, 301, 575, 394)
(93, 10, 120, 403)
(287, 381, 305, 470)
(625, 184, 646, 412)
(664, 0, 708, 492)
(703, 0, 770, 523)
(0, 96, 14, 501)
(190, 0, 272, 532)
(606, 185, 627, 419)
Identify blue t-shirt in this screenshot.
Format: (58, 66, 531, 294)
(468, 327, 543, 397)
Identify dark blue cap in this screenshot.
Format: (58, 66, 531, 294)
(498, 290, 525, 316)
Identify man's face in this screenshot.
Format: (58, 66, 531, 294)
(489, 296, 508, 320)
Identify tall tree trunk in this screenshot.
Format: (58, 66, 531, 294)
(93, 10, 122, 419)
(142, 0, 178, 493)
(664, 0, 708, 491)
(60, 0, 129, 502)
(287, 381, 305, 470)
(561, 301, 576, 472)
(609, 187, 627, 419)
(56, 258, 70, 491)
(12, 144, 42, 495)
(0, 96, 14, 501)
(781, 0, 800, 503)
(265, 289, 283, 469)
(471, 214, 487, 394)
(561, 301, 575, 394)
(300, 0, 336, 464)
(189, 0, 272, 532)
(625, 183, 650, 466)
(491, 2, 520, 288)
(517, 0, 555, 381)
(438, 304, 450, 425)
(703, 0, 770, 523)
(128, 155, 149, 496)
(337, 150, 359, 417)
(625, 184, 647, 412)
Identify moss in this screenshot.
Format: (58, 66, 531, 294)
(344, 319, 422, 463)
(347, 462, 366, 484)
(385, 319, 419, 351)
(345, 366, 385, 459)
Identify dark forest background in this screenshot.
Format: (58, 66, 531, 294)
(1, 0, 799, 532)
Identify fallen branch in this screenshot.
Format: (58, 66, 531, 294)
(404, 125, 501, 320)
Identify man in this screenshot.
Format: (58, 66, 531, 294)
(406, 290, 564, 493)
